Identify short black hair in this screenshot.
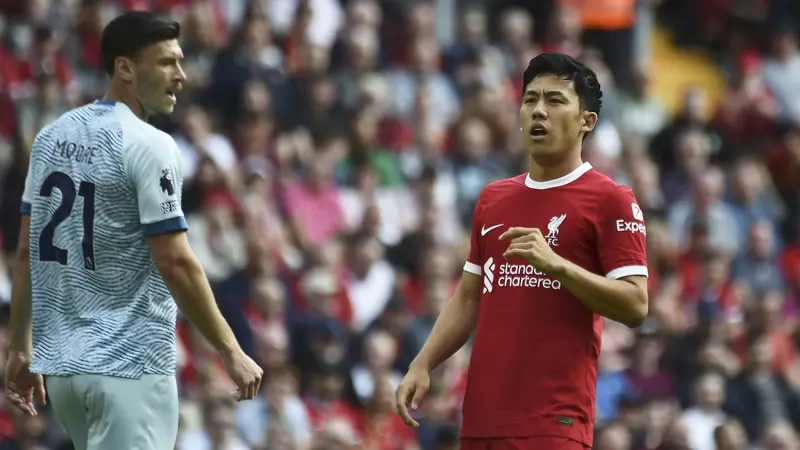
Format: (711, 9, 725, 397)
(101, 11, 180, 76)
(521, 53, 603, 116)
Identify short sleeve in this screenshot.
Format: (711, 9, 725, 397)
(123, 134, 188, 236)
(595, 186, 648, 279)
(463, 193, 485, 276)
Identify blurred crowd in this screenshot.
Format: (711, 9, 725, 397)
(0, 0, 799, 449)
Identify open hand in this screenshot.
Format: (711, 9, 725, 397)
(395, 367, 430, 428)
(4, 351, 46, 416)
(499, 227, 564, 274)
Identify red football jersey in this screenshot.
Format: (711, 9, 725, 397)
(461, 162, 648, 446)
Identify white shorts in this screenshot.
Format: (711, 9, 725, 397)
(46, 374, 179, 450)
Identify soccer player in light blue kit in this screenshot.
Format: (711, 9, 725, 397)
(3, 11, 262, 449)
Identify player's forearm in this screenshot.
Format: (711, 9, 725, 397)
(160, 257, 241, 359)
(9, 250, 33, 353)
(551, 259, 648, 328)
(410, 276, 480, 372)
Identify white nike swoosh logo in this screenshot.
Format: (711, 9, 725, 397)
(481, 224, 504, 236)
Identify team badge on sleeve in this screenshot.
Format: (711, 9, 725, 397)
(159, 168, 175, 196)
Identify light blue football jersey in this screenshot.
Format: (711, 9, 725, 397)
(21, 100, 187, 378)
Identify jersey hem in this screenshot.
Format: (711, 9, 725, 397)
(143, 216, 188, 236)
(32, 369, 176, 379)
(606, 265, 648, 279)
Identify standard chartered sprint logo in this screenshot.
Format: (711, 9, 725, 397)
(482, 257, 562, 294)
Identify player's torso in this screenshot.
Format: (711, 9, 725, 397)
(28, 106, 149, 284)
(27, 105, 175, 377)
(462, 171, 611, 442)
(476, 175, 606, 337)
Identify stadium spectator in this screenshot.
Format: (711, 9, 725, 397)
(4, 0, 800, 448)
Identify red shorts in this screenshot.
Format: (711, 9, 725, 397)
(460, 436, 590, 450)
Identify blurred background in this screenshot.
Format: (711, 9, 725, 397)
(0, 0, 799, 449)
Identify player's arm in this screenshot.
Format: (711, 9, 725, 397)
(559, 186, 649, 327)
(397, 195, 485, 428)
(548, 265, 648, 328)
(9, 214, 33, 354)
(148, 232, 240, 356)
(562, 186, 650, 327)
(502, 186, 649, 328)
(408, 191, 488, 373)
(125, 137, 240, 358)
(408, 271, 481, 373)
(8, 159, 39, 355)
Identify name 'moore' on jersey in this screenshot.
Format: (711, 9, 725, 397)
(21, 100, 187, 378)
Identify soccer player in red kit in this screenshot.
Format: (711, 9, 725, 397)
(395, 53, 649, 450)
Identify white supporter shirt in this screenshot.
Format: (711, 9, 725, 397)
(22, 100, 186, 378)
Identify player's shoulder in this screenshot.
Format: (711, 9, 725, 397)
(31, 104, 92, 143)
(581, 166, 634, 198)
(478, 174, 528, 203)
(117, 112, 178, 163)
(120, 112, 175, 150)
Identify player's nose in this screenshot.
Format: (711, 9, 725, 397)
(531, 99, 547, 119)
(175, 65, 187, 83)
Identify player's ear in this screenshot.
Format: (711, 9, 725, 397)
(115, 57, 135, 83)
(580, 111, 598, 134)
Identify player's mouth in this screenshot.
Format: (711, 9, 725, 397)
(529, 123, 548, 141)
(165, 88, 177, 103)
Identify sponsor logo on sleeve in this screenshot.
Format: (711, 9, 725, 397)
(161, 200, 178, 214)
(617, 203, 646, 235)
(631, 203, 644, 221)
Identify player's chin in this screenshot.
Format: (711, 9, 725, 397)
(157, 102, 176, 115)
(525, 139, 556, 153)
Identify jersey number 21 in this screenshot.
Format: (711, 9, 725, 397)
(38, 171, 96, 270)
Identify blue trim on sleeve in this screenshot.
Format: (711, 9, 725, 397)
(143, 216, 188, 236)
(20, 202, 32, 215)
(95, 100, 116, 106)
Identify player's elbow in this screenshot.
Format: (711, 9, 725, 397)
(148, 232, 198, 280)
(15, 215, 31, 263)
(622, 296, 649, 329)
(14, 240, 30, 263)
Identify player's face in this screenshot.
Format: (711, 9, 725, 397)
(519, 74, 597, 159)
(132, 39, 185, 115)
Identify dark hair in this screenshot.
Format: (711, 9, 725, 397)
(101, 11, 180, 76)
(521, 53, 603, 116)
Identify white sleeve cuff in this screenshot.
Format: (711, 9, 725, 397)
(606, 265, 649, 279)
(463, 261, 481, 275)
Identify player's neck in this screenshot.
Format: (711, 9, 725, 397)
(527, 153, 585, 182)
(102, 83, 149, 121)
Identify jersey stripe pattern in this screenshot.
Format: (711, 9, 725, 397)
(23, 103, 178, 378)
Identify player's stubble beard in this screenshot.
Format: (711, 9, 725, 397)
(134, 66, 173, 118)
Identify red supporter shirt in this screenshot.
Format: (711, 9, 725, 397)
(460, 162, 648, 446)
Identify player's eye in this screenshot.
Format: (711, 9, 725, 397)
(549, 98, 564, 104)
